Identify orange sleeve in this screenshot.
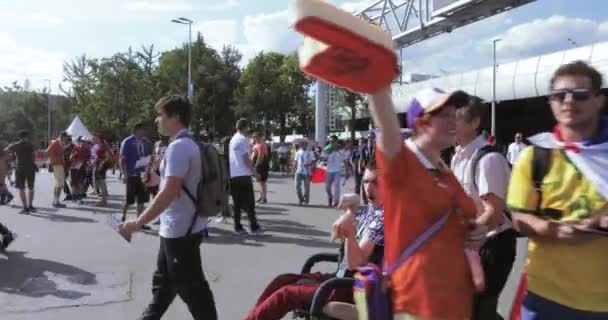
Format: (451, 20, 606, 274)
(375, 143, 412, 187)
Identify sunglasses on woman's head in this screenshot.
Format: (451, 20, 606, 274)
(549, 88, 593, 102)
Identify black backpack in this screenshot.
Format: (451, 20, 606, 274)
(470, 145, 551, 237)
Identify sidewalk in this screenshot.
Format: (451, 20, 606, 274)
(0, 172, 345, 319)
(0, 172, 525, 319)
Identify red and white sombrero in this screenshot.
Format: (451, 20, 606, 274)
(292, 0, 399, 94)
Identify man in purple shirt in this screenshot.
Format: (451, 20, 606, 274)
(120, 123, 152, 227)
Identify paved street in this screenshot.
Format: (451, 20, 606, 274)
(0, 171, 527, 319)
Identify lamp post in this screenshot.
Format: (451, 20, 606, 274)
(491, 38, 501, 137)
(45, 79, 52, 144)
(171, 17, 194, 102)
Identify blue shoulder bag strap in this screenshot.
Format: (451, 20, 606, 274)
(384, 209, 452, 276)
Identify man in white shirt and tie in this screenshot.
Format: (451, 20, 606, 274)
(507, 132, 526, 165)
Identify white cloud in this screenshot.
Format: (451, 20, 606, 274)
(203, 0, 239, 11)
(196, 19, 242, 50)
(0, 32, 66, 92)
(395, 12, 509, 75)
(125, 1, 192, 12)
(397, 15, 608, 77)
(192, 11, 302, 67)
(242, 10, 301, 54)
(30, 13, 65, 25)
(495, 16, 608, 59)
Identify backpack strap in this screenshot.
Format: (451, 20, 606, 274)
(385, 209, 452, 276)
(174, 133, 202, 236)
(470, 145, 504, 192)
(181, 185, 199, 236)
(532, 146, 551, 214)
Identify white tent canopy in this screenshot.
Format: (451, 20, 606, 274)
(65, 116, 93, 140)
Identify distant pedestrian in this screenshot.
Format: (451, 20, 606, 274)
(91, 134, 111, 207)
(229, 119, 264, 236)
(294, 141, 315, 206)
(322, 135, 345, 207)
(0, 148, 14, 205)
(5, 130, 37, 214)
(119, 123, 152, 228)
(252, 132, 270, 204)
(47, 131, 69, 208)
(277, 143, 290, 175)
(507, 132, 526, 165)
(69, 137, 90, 203)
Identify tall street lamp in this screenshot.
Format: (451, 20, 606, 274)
(491, 38, 501, 138)
(171, 17, 194, 102)
(44, 79, 52, 144)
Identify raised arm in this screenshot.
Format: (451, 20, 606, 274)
(367, 87, 402, 160)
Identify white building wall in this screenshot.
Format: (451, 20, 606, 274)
(392, 41, 608, 114)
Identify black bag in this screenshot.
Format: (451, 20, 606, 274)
(469, 145, 551, 238)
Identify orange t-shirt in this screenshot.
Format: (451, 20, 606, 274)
(377, 141, 477, 319)
(48, 140, 64, 166)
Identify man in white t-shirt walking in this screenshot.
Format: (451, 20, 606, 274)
(229, 119, 263, 236)
(120, 95, 217, 320)
(323, 135, 345, 207)
(507, 132, 526, 165)
(294, 141, 315, 206)
(452, 98, 516, 320)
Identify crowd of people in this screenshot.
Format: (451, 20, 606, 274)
(1, 60, 607, 320)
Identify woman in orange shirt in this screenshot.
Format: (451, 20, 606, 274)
(367, 87, 486, 320)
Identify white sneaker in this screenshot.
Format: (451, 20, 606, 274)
(214, 216, 227, 223)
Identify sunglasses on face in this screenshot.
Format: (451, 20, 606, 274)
(549, 88, 593, 102)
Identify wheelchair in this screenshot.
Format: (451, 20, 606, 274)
(292, 253, 358, 320)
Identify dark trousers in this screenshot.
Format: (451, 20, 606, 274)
(140, 234, 217, 320)
(64, 181, 71, 196)
(0, 222, 10, 236)
(472, 229, 517, 320)
(354, 172, 367, 204)
(230, 176, 260, 232)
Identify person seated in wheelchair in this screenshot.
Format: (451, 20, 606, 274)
(245, 160, 384, 320)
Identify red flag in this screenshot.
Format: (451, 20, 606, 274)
(510, 272, 528, 320)
(311, 167, 327, 183)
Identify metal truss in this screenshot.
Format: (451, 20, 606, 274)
(355, 0, 536, 48)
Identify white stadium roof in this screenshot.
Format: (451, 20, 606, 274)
(392, 41, 608, 113)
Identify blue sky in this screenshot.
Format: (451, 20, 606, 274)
(1, 0, 607, 92)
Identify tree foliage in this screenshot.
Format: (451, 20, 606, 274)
(2, 34, 315, 145)
(236, 52, 314, 141)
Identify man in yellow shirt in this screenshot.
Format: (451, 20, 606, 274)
(508, 61, 608, 319)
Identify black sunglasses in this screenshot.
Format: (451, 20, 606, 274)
(549, 88, 594, 102)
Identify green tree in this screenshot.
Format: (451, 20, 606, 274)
(236, 52, 313, 141)
(156, 34, 240, 137)
(0, 84, 73, 146)
(338, 89, 365, 141)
